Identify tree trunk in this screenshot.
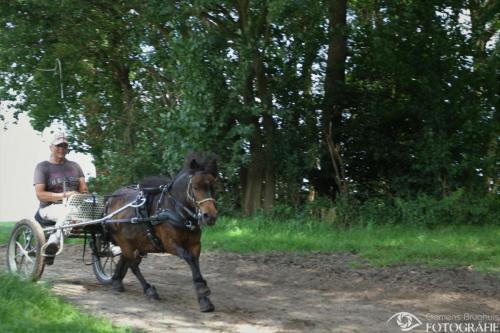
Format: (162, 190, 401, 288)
(322, 0, 347, 142)
(254, 42, 276, 211)
(113, 64, 136, 148)
(237, 0, 276, 213)
(81, 96, 105, 178)
(81, 96, 104, 158)
(239, 165, 248, 210)
(243, 120, 265, 214)
(320, 0, 347, 198)
(263, 167, 275, 211)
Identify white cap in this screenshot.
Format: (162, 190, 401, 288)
(51, 132, 68, 145)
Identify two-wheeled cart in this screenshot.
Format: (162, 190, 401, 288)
(5, 193, 145, 282)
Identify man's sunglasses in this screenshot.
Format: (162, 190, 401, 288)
(55, 143, 69, 148)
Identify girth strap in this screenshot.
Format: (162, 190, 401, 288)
(145, 222, 164, 252)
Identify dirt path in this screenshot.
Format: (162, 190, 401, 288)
(1, 244, 499, 332)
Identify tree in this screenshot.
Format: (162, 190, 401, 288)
(1, 0, 497, 214)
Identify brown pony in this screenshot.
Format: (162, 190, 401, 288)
(105, 153, 218, 312)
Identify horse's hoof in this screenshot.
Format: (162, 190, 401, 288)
(145, 285, 160, 300)
(199, 297, 215, 312)
(112, 280, 125, 292)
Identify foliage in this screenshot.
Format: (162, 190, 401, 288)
(0, 272, 135, 333)
(262, 190, 500, 227)
(344, 190, 500, 226)
(0, 0, 498, 213)
(347, 0, 499, 197)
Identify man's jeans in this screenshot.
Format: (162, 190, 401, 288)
(39, 203, 67, 245)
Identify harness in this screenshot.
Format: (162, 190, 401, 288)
(104, 172, 216, 251)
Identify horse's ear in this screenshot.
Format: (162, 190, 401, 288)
(206, 158, 218, 178)
(189, 158, 200, 171)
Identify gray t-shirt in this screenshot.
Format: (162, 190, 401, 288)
(33, 160, 84, 208)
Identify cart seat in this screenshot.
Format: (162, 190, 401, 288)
(34, 210, 56, 227)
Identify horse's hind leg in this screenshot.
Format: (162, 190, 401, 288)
(175, 244, 214, 312)
(129, 257, 160, 300)
(112, 256, 128, 292)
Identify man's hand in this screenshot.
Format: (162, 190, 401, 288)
(64, 191, 80, 198)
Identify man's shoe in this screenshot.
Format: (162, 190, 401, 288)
(110, 244, 122, 256)
(44, 242, 59, 266)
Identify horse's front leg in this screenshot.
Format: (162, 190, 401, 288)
(175, 243, 214, 312)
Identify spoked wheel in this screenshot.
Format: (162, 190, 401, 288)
(6, 219, 46, 281)
(91, 234, 120, 285)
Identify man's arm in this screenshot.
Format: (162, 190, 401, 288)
(34, 183, 77, 202)
(78, 177, 89, 193)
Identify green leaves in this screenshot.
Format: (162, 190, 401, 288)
(0, 0, 497, 211)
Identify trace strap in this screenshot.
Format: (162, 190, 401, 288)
(105, 208, 190, 229)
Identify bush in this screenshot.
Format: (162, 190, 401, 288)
(232, 190, 499, 227)
(331, 190, 500, 226)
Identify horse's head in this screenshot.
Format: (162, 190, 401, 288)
(185, 155, 218, 226)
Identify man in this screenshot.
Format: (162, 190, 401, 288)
(33, 132, 88, 263)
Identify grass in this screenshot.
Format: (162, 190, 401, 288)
(0, 272, 135, 333)
(0, 221, 15, 245)
(202, 216, 500, 274)
(0, 222, 135, 333)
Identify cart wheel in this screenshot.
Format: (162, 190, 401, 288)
(6, 219, 46, 281)
(91, 235, 120, 285)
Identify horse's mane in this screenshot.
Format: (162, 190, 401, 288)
(138, 153, 217, 189)
(183, 152, 218, 176)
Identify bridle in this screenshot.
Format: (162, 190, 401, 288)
(152, 171, 216, 229)
(186, 174, 216, 207)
